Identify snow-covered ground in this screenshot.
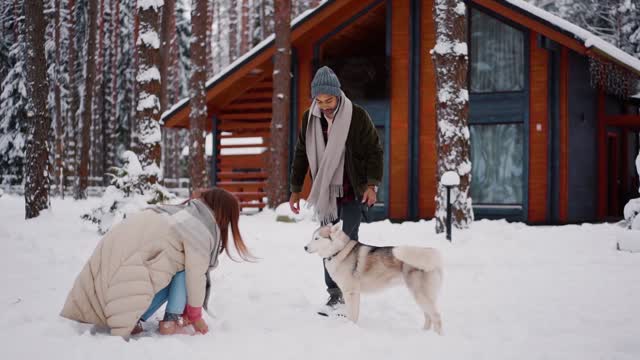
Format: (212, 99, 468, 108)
(1, 195, 640, 360)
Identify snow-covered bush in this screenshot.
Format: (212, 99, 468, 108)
(82, 151, 174, 234)
(622, 153, 640, 230)
(623, 198, 640, 230)
(275, 199, 315, 223)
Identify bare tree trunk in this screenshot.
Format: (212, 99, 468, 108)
(160, 0, 176, 182)
(134, 0, 163, 180)
(240, 0, 250, 54)
(206, 0, 214, 77)
(54, 0, 64, 196)
(229, 0, 239, 61)
(75, 0, 98, 199)
(65, 0, 79, 192)
(92, 0, 106, 183)
(267, 0, 291, 208)
(103, 0, 120, 180)
(160, 0, 175, 113)
(24, 0, 51, 218)
(189, 0, 209, 191)
(432, 0, 472, 232)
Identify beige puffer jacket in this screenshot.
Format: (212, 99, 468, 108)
(60, 205, 218, 336)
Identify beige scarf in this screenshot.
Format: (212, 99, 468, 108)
(305, 91, 353, 223)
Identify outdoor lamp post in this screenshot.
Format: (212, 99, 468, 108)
(442, 171, 460, 242)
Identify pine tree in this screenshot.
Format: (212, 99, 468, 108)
(0, 1, 27, 187)
(189, 0, 209, 191)
(91, 0, 106, 183)
(229, 0, 239, 61)
(53, 0, 65, 195)
(267, 0, 291, 208)
(76, 0, 98, 199)
(64, 0, 80, 191)
(116, 0, 136, 158)
(24, 0, 52, 218)
(134, 0, 163, 182)
(432, 0, 473, 233)
(102, 0, 118, 182)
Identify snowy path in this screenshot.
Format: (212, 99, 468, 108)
(1, 195, 639, 360)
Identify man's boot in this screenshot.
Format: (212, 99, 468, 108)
(317, 288, 345, 317)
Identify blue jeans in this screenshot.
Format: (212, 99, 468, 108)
(140, 271, 187, 321)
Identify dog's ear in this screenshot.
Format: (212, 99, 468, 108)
(318, 225, 331, 238)
(330, 222, 342, 234)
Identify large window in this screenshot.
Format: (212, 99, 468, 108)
(469, 9, 527, 211)
(471, 10, 525, 93)
(470, 124, 524, 204)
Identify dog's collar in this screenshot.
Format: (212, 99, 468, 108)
(324, 251, 341, 262)
(324, 240, 357, 262)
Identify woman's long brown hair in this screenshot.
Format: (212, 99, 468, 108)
(197, 188, 254, 261)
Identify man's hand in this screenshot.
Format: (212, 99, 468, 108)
(289, 192, 301, 214)
(361, 186, 377, 207)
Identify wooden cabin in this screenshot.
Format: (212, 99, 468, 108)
(162, 0, 640, 224)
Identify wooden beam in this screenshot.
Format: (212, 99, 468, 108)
(528, 31, 549, 223)
(224, 102, 273, 111)
(419, 0, 437, 219)
(218, 171, 268, 180)
(389, 0, 410, 220)
(604, 114, 640, 127)
(597, 89, 607, 219)
(559, 47, 569, 223)
(218, 113, 272, 120)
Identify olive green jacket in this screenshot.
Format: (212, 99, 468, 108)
(290, 104, 383, 199)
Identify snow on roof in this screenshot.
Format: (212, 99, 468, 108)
(503, 0, 640, 74)
(161, 1, 330, 123)
(162, 0, 640, 123)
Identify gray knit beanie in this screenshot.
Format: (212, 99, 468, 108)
(311, 66, 341, 98)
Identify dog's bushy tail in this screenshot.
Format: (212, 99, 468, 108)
(392, 247, 442, 272)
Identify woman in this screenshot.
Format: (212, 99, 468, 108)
(60, 188, 252, 336)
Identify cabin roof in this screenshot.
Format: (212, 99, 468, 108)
(162, 0, 640, 127)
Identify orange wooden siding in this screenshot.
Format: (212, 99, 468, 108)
(389, 0, 411, 220)
(559, 47, 569, 223)
(528, 31, 549, 223)
(419, 0, 437, 219)
(214, 77, 273, 209)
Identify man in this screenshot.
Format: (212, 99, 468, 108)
(289, 66, 383, 316)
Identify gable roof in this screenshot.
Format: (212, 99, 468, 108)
(162, 0, 640, 127)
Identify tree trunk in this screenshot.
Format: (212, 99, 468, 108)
(189, 0, 209, 191)
(54, 0, 64, 196)
(65, 0, 79, 192)
(92, 0, 106, 183)
(267, 0, 291, 208)
(432, 0, 472, 233)
(103, 0, 119, 182)
(160, 0, 176, 182)
(206, 0, 214, 77)
(240, 0, 250, 54)
(160, 0, 175, 113)
(229, 0, 239, 61)
(23, 0, 52, 218)
(134, 0, 163, 180)
(75, 0, 98, 199)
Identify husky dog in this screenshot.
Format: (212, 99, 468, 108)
(304, 223, 443, 334)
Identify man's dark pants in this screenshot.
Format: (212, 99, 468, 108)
(322, 199, 366, 293)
